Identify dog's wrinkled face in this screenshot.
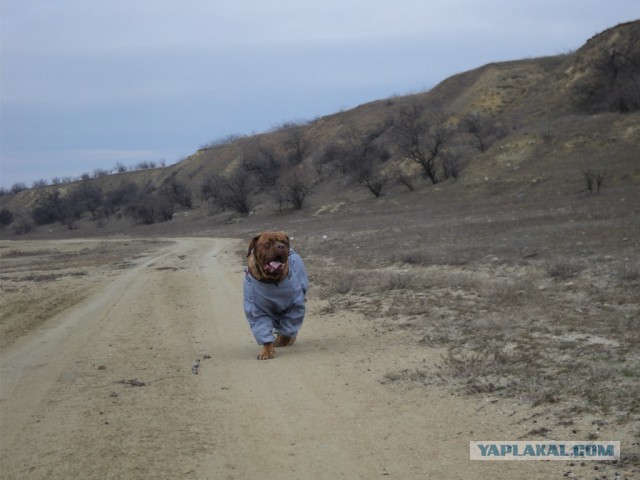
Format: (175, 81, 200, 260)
(247, 231, 291, 282)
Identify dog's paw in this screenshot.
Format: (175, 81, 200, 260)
(274, 335, 296, 347)
(257, 343, 276, 360)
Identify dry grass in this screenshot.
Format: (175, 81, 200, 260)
(0, 239, 173, 349)
(290, 191, 640, 468)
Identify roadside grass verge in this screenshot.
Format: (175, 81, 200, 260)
(308, 251, 640, 425)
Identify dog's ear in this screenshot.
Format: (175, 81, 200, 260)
(247, 234, 262, 257)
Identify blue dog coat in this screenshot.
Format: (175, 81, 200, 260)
(243, 249, 308, 345)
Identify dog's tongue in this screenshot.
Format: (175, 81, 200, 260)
(265, 261, 283, 273)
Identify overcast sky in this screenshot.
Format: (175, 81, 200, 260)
(1, 1, 637, 188)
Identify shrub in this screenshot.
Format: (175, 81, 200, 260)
(161, 177, 192, 208)
(359, 175, 388, 197)
(10, 183, 28, 195)
(69, 182, 104, 217)
(241, 139, 282, 187)
(396, 173, 415, 192)
(583, 169, 606, 194)
(125, 194, 174, 224)
(392, 104, 453, 184)
(14, 217, 34, 235)
(31, 190, 67, 225)
(571, 45, 640, 113)
(201, 171, 254, 214)
(546, 260, 584, 280)
(0, 209, 14, 226)
(105, 181, 140, 214)
(275, 172, 312, 210)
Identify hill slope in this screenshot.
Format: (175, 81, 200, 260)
(1, 20, 638, 235)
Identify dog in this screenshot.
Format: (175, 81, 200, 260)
(243, 231, 308, 359)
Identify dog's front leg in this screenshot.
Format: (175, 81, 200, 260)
(258, 342, 276, 360)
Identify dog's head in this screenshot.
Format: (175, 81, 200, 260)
(247, 231, 291, 282)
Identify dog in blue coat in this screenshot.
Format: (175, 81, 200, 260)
(243, 231, 308, 359)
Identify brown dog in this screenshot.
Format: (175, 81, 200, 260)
(247, 231, 291, 284)
(243, 231, 308, 359)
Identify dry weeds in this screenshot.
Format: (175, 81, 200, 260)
(0, 239, 172, 349)
(293, 193, 640, 470)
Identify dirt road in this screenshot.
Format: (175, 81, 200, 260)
(1, 237, 570, 479)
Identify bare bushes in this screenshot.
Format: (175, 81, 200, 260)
(582, 169, 607, 194)
(125, 195, 175, 225)
(312, 246, 640, 418)
(275, 171, 311, 211)
(18, 177, 193, 232)
(571, 43, 640, 113)
(200, 171, 254, 214)
(392, 105, 453, 185)
(545, 259, 585, 279)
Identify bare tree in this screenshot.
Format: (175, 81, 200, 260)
(223, 171, 254, 213)
(359, 174, 389, 197)
(10, 183, 28, 195)
(337, 122, 391, 178)
(69, 182, 104, 219)
(134, 160, 157, 171)
(201, 171, 254, 214)
(282, 125, 309, 165)
(31, 189, 70, 225)
(441, 153, 460, 181)
(583, 169, 607, 194)
(160, 176, 193, 208)
(242, 139, 282, 187)
(572, 45, 640, 113)
(105, 181, 140, 214)
(275, 171, 312, 211)
(0, 208, 14, 227)
(200, 173, 228, 211)
(125, 194, 174, 225)
(461, 112, 498, 153)
(393, 104, 452, 184)
(92, 168, 111, 178)
(396, 173, 415, 192)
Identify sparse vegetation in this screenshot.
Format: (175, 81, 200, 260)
(125, 194, 174, 224)
(160, 177, 193, 209)
(583, 168, 607, 194)
(275, 171, 312, 211)
(242, 138, 283, 187)
(13, 217, 34, 235)
(0, 22, 637, 236)
(306, 203, 640, 429)
(460, 111, 499, 153)
(571, 38, 640, 113)
(10, 183, 28, 195)
(0, 209, 14, 227)
(358, 174, 389, 197)
(392, 104, 453, 184)
(201, 171, 254, 214)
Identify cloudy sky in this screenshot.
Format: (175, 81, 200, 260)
(1, 1, 637, 188)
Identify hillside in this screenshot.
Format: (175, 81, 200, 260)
(1, 20, 638, 236)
